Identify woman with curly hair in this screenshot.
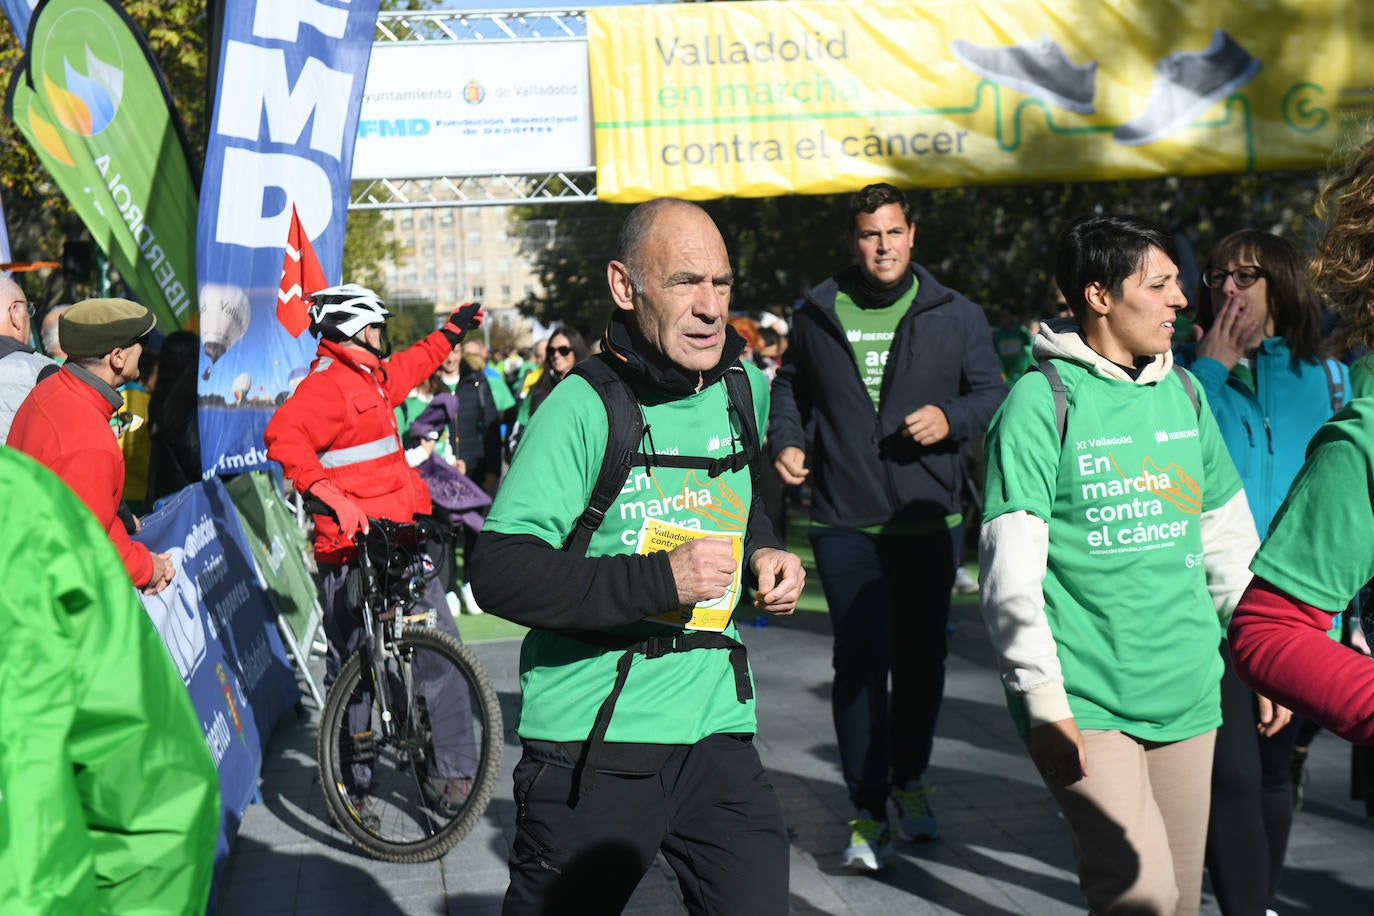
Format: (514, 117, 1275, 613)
(1229, 139, 1374, 747)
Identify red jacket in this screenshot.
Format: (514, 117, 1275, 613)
(8, 366, 155, 587)
(265, 331, 454, 563)
(1229, 578, 1374, 744)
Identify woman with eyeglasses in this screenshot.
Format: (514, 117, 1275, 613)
(1182, 229, 1351, 916)
(510, 325, 588, 454)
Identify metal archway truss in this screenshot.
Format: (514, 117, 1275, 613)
(350, 9, 596, 211)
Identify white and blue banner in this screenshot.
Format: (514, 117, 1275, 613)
(196, 0, 380, 478)
(134, 477, 299, 893)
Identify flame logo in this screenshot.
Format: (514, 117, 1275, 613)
(44, 46, 123, 135)
(29, 40, 123, 164)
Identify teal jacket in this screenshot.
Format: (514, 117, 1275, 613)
(0, 449, 219, 915)
(1181, 338, 1350, 535)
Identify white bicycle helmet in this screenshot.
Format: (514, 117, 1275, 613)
(308, 283, 392, 341)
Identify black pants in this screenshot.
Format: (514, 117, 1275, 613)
(1205, 641, 1296, 915)
(502, 734, 789, 915)
(809, 525, 955, 816)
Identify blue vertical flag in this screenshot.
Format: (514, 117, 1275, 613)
(196, 0, 380, 478)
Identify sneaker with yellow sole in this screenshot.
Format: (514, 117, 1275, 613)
(842, 812, 892, 873)
(888, 782, 940, 842)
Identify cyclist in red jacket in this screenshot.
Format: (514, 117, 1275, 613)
(266, 284, 483, 824)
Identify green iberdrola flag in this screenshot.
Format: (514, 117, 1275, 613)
(5, 0, 198, 331)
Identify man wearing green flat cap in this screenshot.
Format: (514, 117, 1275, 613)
(9, 298, 175, 594)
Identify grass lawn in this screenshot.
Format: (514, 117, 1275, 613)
(454, 515, 980, 644)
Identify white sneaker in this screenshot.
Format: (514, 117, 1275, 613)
(952, 566, 979, 595)
(888, 782, 940, 842)
(1114, 28, 1260, 146)
(950, 34, 1098, 114)
(445, 590, 462, 616)
(842, 812, 892, 873)
(460, 581, 484, 616)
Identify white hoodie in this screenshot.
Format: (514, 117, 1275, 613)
(977, 319, 1260, 728)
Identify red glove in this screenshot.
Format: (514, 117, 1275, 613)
(442, 302, 484, 344)
(308, 480, 369, 539)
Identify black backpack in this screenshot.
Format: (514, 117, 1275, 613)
(562, 354, 763, 555)
(557, 353, 764, 799)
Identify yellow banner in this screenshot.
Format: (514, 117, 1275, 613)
(589, 0, 1370, 202)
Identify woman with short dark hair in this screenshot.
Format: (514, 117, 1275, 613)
(979, 214, 1260, 916)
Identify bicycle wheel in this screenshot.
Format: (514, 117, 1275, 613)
(318, 628, 503, 862)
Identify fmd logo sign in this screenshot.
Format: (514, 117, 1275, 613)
(357, 118, 432, 138)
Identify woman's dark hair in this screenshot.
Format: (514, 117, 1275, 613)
(526, 325, 589, 419)
(1199, 230, 1324, 362)
(1055, 214, 1178, 321)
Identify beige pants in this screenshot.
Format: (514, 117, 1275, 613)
(1045, 729, 1216, 916)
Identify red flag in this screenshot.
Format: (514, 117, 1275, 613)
(277, 204, 326, 337)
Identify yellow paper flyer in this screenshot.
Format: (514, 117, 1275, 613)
(636, 518, 744, 631)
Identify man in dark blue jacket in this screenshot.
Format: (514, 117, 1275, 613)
(769, 183, 1006, 872)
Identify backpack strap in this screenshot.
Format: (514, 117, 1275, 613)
(563, 356, 644, 557)
(566, 628, 751, 799)
(1171, 364, 1200, 417)
(1323, 358, 1348, 413)
(1033, 359, 1070, 445)
(1035, 359, 1200, 446)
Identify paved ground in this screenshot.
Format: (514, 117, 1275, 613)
(217, 598, 1374, 915)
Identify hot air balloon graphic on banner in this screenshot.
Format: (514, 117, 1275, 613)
(199, 283, 250, 380)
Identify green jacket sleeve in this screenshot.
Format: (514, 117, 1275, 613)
(0, 450, 220, 916)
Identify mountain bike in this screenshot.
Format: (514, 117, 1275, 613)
(313, 514, 503, 862)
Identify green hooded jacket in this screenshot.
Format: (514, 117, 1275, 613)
(0, 449, 220, 914)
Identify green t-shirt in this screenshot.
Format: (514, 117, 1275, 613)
(1350, 353, 1374, 399)
(832, 282, 917, 410)
(983, 360, 1243, 741)
(1251, 396, 1374, 611)
(993, 326, 1033, 380)
(484, 363, 770, 744)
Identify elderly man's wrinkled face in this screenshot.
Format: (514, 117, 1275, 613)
(608, 203, 733, 375)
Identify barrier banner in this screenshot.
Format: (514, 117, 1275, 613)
(589, 0, 1372, 201)
(196, 0, 380, 478)
(133, 477, 299, 878)
(224, 471, 320, 656)
(4, 0, 198, 328)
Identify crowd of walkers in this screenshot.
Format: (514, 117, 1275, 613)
(6, 147, 1374, 914)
